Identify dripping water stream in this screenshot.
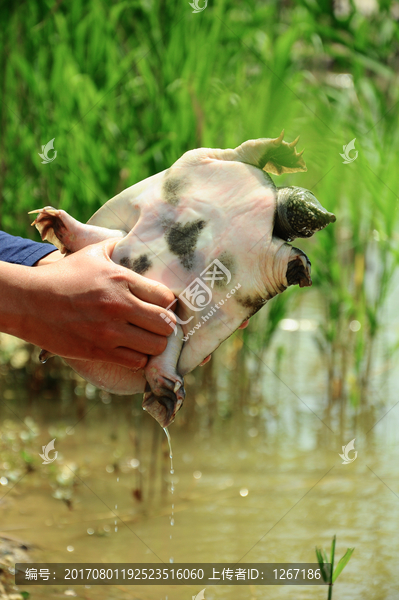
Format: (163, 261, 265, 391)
(163, 427, 174, 564)
(115, 476, 119, 532)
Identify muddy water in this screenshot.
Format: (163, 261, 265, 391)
(1, 307, 399, 600)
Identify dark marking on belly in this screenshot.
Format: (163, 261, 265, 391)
(213, 252, 236, 288)
(164, 219, 207, 270)
(163, 170, 185, 206)
(120, 254, 152, 275)
(237, 294, 268, 319)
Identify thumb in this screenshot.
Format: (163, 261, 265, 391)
(83, 237, 123, 262)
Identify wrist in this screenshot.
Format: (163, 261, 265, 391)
(0, 262, 32, 338)
(34, 250, 63, 266)
(0, 261, 49, 345)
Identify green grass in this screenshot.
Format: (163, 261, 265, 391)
(316, 535, 355, 599)
(1, 0, 399, 410)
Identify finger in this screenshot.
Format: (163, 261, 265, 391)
(101, 239, 175, 308)
(126, 300, 177, 336)
(109, 347, 149, 370)
(199, 355, 212, 366)
(127, 271, 177, 309)
(118, 323, 169, 356)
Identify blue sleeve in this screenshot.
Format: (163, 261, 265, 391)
(0, 231, 57, 266)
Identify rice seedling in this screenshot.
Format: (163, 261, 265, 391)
(316, 535, 355, 600)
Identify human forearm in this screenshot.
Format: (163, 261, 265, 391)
(0, 260, 38, 341)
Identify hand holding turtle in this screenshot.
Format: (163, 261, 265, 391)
(0, 238, 176, 369)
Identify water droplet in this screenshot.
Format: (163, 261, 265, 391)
(349, 320, 361, 332)
(67, 545, 74, 552)
(169, 557, 174, 563)
(163, 428, 176, 559)
(87, 528, 94, 535)
(117, 477, 119, 482)
(163, 428, 174, 465)
(115, 527, 118, 532)
(240, 488, 249, 497)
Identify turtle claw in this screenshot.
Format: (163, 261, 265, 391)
(273, 130, 284, 144)
(142, 381, 185, 428)
(142, 362, 186, 427)
(39, 349, 55, 364)
(288, 135, 300, 148)
(30, 207, 69, 253)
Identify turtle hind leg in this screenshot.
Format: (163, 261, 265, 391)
(29, 207, 126, 254)
(143, 366, 186, 427)
(143, 322, 186, 427)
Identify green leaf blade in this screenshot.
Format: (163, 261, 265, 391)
(332, 548, 355, 583)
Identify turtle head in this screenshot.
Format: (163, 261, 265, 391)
(274, 186, 336, 241)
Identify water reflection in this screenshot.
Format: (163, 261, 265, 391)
(1, 313, 399, 599)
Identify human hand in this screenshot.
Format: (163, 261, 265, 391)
(1, 239, 176, 369)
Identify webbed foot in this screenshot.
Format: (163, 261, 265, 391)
(29, 207, 71, 253)
(142, 378, 185, 428)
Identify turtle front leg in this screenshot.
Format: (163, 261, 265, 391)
(30, 207, 126, 254)
(143, 323, 186, 427)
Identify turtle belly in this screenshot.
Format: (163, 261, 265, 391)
(65, 359, 146, 395)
